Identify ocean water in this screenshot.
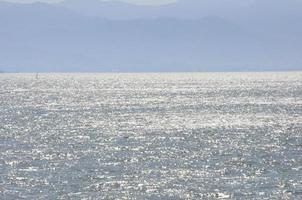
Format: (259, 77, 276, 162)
(0, 72, 301, 199)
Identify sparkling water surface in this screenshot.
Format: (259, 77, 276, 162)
(0, 73, 302, 199)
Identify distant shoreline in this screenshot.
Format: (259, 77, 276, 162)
(0, 70, 301, 74)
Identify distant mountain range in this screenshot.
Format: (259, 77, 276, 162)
(0, 0, 301, 72)
(58, 0, 302, 21)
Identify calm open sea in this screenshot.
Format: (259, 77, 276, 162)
(0, 73, 301, 199)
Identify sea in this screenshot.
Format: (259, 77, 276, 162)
(0, 72, 301, 199)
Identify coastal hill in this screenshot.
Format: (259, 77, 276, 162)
(0, 0, 301, 72)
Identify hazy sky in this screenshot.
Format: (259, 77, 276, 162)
(3, 0, 177, 5)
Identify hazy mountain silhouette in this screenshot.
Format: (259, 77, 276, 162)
(58, 0, 302, 20)
(0, 0, 301, 72)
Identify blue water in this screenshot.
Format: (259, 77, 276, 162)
(0, 73, 301, 199)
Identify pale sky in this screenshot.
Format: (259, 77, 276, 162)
(3, 0, 177, 5)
